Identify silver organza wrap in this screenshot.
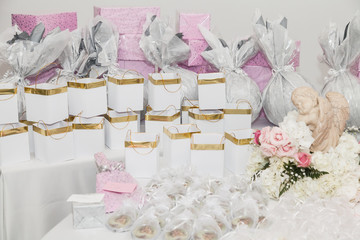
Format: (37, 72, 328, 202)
(199, 26, 262, 121)
(253, 10, 310, 125)
(320, 13, 360, 127)
(139, 15, 196, 100)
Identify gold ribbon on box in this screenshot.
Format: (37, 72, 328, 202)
(67, 79, 106, 89)
(197, 77, 226, 85)
(223, 109, 252, 115)
(145, 112, 180, 122)
(124, 140, 159, 148)
(148, 76, 181, 85)
(73, 123, 104, 130)
(24, 86, 68, 96)
(190, 143, 224, 150)
(181, 100, 199, 111)
(163, 126, 201, 140)
(33, 125, 73, 136)
(105, 114, 138, 123)
(0, 126, 28, 137)
(108, 76, 144, 85)
(225, 132, 253, 145)
(0, 88, 17, 95)
(188, 111, 224, 120)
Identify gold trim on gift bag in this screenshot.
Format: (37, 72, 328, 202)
(108, 69, 144, 85)
(163, 124, 201, 140)
(0, 87, 17, 101)
(124, 130, 159, 156)
(191, 134, 225, 150)
(188, 110, 224, 121)
(181, 97, 199, 111)
(145, 105, 180, 122)
(0, 124, 28, 138)
(33, 120, 73, 140)
(67, 79, 106, 89)
(72, 111, 104, 130)
(225, 132, 253, 145)
(223, 99, 253, 115)
(149, 73, 182, 93)
(197, 77, 226, 85)
(105, 108, 138, 130)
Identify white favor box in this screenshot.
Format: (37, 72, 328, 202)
(163, 124, 201, 168)
(105, 111, 138, 158)
(33, 121, 74, 162)
(68, 78, 107, 117)
(20, 120, 35, 153)
(224, 102, 252, 132)
(188, 109, 224, 133)
(198, 72, 226, 110)
(181, 99, 199, 124)
(0, 83, 18, 124)
(145, 108, 181, 153)
(0, 123, 30, 166)
(125, 132, 159, 178)
(190, 133, 225, 177)
(225, 129, 254, 175)
(25, 83, 69, 124)
(107, 73, 144, 112)
(73, 117, 105, 158)
(148, 73, 182, 111)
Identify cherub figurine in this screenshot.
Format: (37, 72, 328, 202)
(291, 87, 349, 152)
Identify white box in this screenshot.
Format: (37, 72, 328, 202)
(163, 124, 201, 168)
(25, 83, 68, 124)
(145, 108, 181, 153)
(73, 116, 105, 158)
(107, 73, 144, 112)
(190, 133, 225, 177)
(105, 111, 139, 159)
(0, 83, 18, 124)
(188, 109, 224, 133)
(224, 102, 252, 132)
(198, 72, 226, 110)
(20, 120, 35, 153)
(125, 132, 159, 178)
(181, 99, 199, 124)
(225, 129, 254, 175)
(0, 123, 30, 166)
(33, 121, 74, 162)
(148, 73, 182, 111)
(68, 78, 107, 117)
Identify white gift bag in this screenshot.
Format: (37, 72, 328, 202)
(73, 116, 105, 158)
(224, 100, 252, 132)
(0, 123, 30, 166)
(107, 71, 144, 112)
(145, 106, 181, 153)
(181, 99, 199, 124)
(148, 73, 182, 111)
(125, 131, 159, 178)
(163, 124, 201, 169)
(190, 133, 225, 177)
(225, 129, 253, 175)
(105, 110, 138, 159)
(33, 121, 74, 162)
(67, 78, 107, 117)
(25, 83, 68, 124)
(19, 120, 35, 154)
(0, 83, 18, 124)
(197, 72, 226, 110)
(188, 109, 224, 133)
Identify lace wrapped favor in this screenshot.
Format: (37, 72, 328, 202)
(140, 15, 199, 100)
(253, 10, 310, 125)
(199, 26, 262, 121)
(320, 13, 360, 127)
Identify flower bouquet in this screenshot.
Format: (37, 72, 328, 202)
(248, 111, 360, 200)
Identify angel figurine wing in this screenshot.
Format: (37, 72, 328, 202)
(325, 92, 350, 136)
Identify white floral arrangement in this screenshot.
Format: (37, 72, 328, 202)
(248, 111, 360, 200)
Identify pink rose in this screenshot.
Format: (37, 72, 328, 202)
(277, 143, 298, 158)
(294, 152, 312, 168)
(259, 127, 272, 144)
(254, 130, 261, 145)
(260, 143, 277, 157)
(269, 127, 290, 147)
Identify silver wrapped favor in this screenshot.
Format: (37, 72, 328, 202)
(320, 13, 360, 127)
(253, 10, 310, 125)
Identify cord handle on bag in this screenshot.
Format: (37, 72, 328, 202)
(107, 108, 137, 130)
(36, 120, 71, 140)
(0, 124, 16, 137)
(126, 130, 159, 156)
(74, 111, 104, 129)
(236, 99, 253, 111)
(159, 72, 182, 93)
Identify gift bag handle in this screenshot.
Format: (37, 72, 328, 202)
(126, 130, 159, 156)
(107, 107, 137, 130)
(159, 72, 182, 93)
(119, 69, 142, 80)
(35, 62, 61, 89)
(236, 99, 253, 111)
(182, 97, 199, 108)
(0, 124, 16, 137)
(199, 109, 223, 123)
(150, 105, 177, 117)
(74, 111, 104, 130)
(36, 120, 71, 140)
(72, 68, 101, 83)
(0, 88, 17, 101)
